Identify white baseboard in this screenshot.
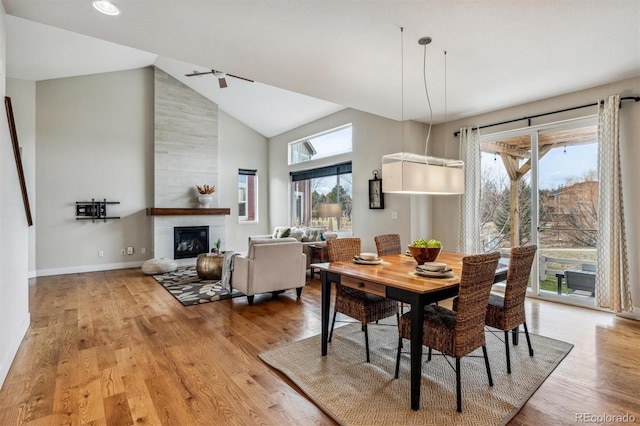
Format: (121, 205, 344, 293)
(35, 260, 146, 277)
(0, 313, 30, 389)
(617, 308, 640, 321)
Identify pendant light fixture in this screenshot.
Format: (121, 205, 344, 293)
(382, 33, 465, 195)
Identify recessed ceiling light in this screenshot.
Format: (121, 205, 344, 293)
(92, 0, 120, 16)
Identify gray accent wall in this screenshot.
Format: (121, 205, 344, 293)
(152, 68, 224, 260)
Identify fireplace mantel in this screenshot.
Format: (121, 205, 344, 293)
(146, 208, 231, 216)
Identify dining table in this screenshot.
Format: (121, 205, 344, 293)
(312, 251, 508, 411)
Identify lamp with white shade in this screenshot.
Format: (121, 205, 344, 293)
(317, 203, 342, 232)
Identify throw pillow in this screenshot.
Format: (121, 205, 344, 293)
(274, 226, 291, 238)
(305, 229, 319, 242)
(280, 228, 291, 238)
(289, 228, 305, 241)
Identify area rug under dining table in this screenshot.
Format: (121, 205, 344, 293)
(259, 318, 573, 425)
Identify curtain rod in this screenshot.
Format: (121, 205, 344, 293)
(453, 96, 640, 137)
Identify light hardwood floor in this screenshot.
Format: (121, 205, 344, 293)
(0, 268, 639, 425)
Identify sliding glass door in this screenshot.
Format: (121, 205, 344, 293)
(480, 117, 598, 305)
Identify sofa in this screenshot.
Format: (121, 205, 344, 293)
(249, 226, 335, 270)
(231, 237, 306, 305)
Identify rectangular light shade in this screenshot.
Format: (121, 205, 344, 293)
(317, 203, 342, 218)
(381, 152, 465, 195)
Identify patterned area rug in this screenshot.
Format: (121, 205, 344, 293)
(152, 266, 242, 306)
(259, 318, 573, 425)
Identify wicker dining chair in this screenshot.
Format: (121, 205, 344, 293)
(374, 234, 410, 313)
(327, 238, 399, 362)
(374, 234, 402, 256)
(394, 251, 501, 413)
(484, 245, 537, 374)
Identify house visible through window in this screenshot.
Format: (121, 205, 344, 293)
(289, 124, 352, 165)
(290, 162, 352, 232)
(238, 169, 258, 223)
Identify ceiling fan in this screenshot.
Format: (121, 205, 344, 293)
(184, 69, 254, 89)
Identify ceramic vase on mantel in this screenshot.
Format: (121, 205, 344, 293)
(197, 194, 213, 208)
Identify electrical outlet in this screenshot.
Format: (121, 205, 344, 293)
(127, 246, 134, 255)
(391, 211, 399, 220)
(120, 248, 126, 255)
(141, 248, 146, 254)
(98, 250, 104, 257)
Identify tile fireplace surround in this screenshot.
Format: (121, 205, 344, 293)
(147, 208, 230, 262)
(152, 68, 226, 263)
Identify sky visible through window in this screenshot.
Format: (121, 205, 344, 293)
(290, 125, 352, 166)
(308, 125, 352, 159)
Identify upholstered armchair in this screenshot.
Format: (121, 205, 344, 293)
(232, 238, 306, 305)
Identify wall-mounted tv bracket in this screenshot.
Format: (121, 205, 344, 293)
(75, 199, 120, 222)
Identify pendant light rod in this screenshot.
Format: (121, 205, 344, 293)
(401, 27, 404, 152)
(421, 36, 434, 159)
(444, 49, 447, 158)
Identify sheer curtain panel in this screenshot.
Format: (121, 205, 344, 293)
(457, 127, 481, 254)
(595, 94, 632, 313)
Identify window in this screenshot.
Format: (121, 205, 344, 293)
(238, 169, 258, 223)
(290, 162, 352, 232)
(289, 124, 352, 165)
(479, 118, 598, 304)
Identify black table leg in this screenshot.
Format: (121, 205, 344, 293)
(410, 298, 425, 410)
(321, 271, 331, 356)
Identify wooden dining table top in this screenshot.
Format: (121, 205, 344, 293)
(311, 251, 466, 295)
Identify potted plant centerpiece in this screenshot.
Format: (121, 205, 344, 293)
(407, 238, 442, 264)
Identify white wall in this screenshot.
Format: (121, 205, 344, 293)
(433, 76, 640, 316)
(218, 110, 269, 252)
(35, 68, 154, 275)
(6, 78, 36, 275)
(0, 5, 31, 389)
(269, 108, 433, 254)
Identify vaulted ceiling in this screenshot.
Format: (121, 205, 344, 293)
(4, 0, 640, 138)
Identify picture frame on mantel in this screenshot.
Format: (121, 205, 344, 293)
(369, 170, 384, 209)
(5, 96, 33, 226)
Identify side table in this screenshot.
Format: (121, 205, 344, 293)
(196, 253, 224, 280)
(309, 243, 328, 279)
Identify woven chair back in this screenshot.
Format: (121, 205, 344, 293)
(501, 245, 537, 326)
(454, 251, 501, 356)
(374, 234, 402, 256)
(327, 238, 361, 262)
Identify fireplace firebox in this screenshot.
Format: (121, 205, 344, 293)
(174, 226, 209, 259)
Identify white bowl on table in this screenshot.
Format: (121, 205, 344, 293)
(422, 262, 447, 272)
(359, 252, 378, 261)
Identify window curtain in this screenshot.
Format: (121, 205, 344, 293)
(595, 94, 632, 313)
(457, 127, 481, 254)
